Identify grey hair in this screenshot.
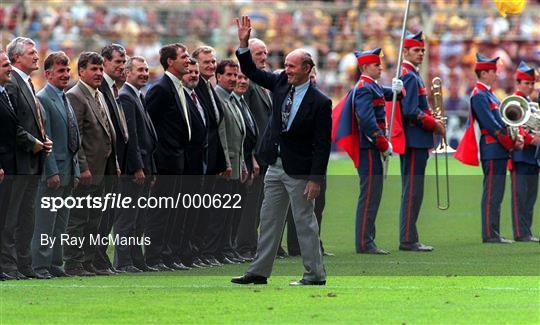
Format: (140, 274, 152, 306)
(6, 37, 35, 62)
(125, 56, 146, 72)
(248, 38, 266, 50)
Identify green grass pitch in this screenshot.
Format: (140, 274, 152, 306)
(1, 156, 539, 324)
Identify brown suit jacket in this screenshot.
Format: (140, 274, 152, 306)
(67, 80, 117, 185)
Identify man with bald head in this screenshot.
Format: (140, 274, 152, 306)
(232, 16, 331, 286)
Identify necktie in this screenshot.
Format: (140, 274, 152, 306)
(240, 97, 255, 132)
(282, 85, 295, 132)
(95, 91, 112, 137)
(1, 90, 14, 112)
(191, 91, 206, 125)
(62, 93, 78, 153)
(139, 93, 145, 107)
(28, 77, 46, 139)
(112, 83, 119, 98)
(207, 81, 220, 121)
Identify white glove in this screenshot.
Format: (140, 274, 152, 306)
(383, 141, 393, 158)
(391, 78, 403, 93)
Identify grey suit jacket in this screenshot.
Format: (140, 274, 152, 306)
(37, 84, 81, 186)
(67, 81, 117, 185)
(215, 85, 246, 180)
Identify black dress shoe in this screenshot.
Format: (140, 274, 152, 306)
(0, 272, 11, 281)
(137, 264, 158, 272)
(219, 256, 239, 265)
(94, 268, 115, 276)
(83, 263, 98, 273)
(236, 253, 254, 262)
(359, 247, 390, 255)
(231, 273, 267, 285)
(150, 263, 173, 272)
(34, 269, 53, 279)
(399, 242, 434, 252)
(65, 267, 95, 276)
(483, 237, 513, 244)
(167, 262, 190, 270)
(515, 236, 539, 242)
(49, 267, 70, 277)
(19, 268, 38, 278)
(4, 271, 27, 280)
(193, 257, 209, 267)
(290, 278, 326, 286)
(117, 265, 143, 273)
(109, 266, 124, 274)
(202, 257, 222, 267)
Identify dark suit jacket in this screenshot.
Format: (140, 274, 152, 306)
(0, 91, 36, 175)
(99, 79, 128, 172)
(184, 89, 208, 175)
(6, 70, 46, 175)
(195, 78, 226, 175)
(245, 82, 271, 150)
(233, 95, 258, 173)
(236, 49, 332, 184)
(146, 74, 191, 174)
(118, 84, 158, 176)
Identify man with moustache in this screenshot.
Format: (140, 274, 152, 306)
(191, 46, 227, 267)
(145, 43, 192, 271)
(64, 52, 119, 276)
(0, 49, 45, 281)
(32, 52, 80, 279)
(94, 44, 129, 273)
(115, 56, 158, 272)
(1, 37, 53, 279)
(232, 69, 259, 260)
(214, 59, 248, 265)
(178, 58, 209, 268)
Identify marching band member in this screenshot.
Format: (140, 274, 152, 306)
(455, 53, 523, 243)
(510, 62, 539, 242)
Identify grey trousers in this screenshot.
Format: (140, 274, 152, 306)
(247, 158, 325, 281)
(31, 182, 73, 271)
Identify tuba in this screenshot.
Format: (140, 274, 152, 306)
(431, 77, 452, 210)
(500, 95, 540, 137)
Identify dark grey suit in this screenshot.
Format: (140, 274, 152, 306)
(114, 83, 157, 268)
(32, 84, 80, 272)
(0, 86, 37, 274)
(94, 77, 129, 270)
(1, 69, 46, 273)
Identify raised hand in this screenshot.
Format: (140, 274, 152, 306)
(235, 15, 252, 48)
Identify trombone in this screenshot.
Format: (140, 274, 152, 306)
(431, 77, 454, 210)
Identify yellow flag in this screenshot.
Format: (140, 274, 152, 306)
(494, 0, 526, 17)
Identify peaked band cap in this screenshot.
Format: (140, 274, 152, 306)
(475, 53, 499, 71)
(355, 48, 382, 66)
(403, 31, 424, 48)
(515, 61, 535, 81)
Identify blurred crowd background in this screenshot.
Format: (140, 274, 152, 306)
(1, 0, 539, 147)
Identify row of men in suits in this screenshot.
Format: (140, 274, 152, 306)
(0, 35, 280, 280)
